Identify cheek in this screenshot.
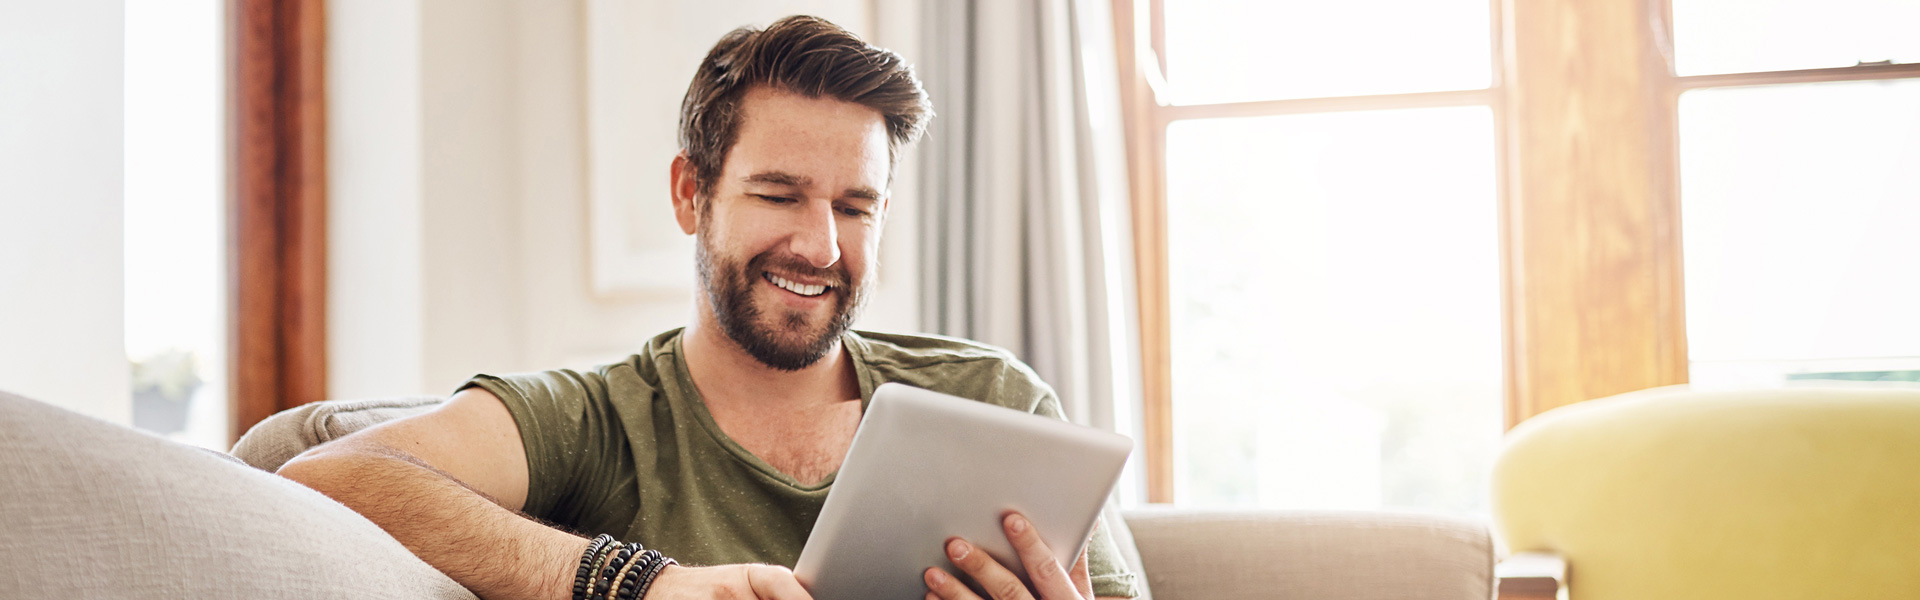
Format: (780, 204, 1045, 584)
(707, 205, 781, 254)
(842, 227, 882, 275)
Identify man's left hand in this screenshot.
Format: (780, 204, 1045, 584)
(923, 512, 1095, 600)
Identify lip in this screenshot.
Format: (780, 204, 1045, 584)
(764, 270, 833, 288)
(762, 272, 836, 303)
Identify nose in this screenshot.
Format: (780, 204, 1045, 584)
(790, 200, 841, 269)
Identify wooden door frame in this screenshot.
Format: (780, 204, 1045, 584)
(230, 0, 327, 442)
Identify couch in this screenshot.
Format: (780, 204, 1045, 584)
(2, 390, 1498, 599)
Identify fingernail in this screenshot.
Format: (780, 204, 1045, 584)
(927, 568, 948, 584)
(1008, 514, 1028, 534)
(948, 539, 971, 559)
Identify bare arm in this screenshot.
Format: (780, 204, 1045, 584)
(276, 388, 814, 600)
(277, 388, 579, 600)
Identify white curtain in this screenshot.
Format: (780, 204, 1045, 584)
(916, 0, 1140, 432)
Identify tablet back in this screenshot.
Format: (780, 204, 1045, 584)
(794, 383, 1132, 600)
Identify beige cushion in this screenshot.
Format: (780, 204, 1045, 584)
(1123, 508, 1493, 600)
(0, 390, 475, 599)
(230, 396, 440, 472)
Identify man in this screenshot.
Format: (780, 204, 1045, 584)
(279, 16, 1138, 600)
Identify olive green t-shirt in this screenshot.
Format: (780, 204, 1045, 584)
(460, 328, 1141, 598)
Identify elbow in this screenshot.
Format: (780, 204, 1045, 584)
(275, 449, 328, 487)
(275, 445, 357, 491)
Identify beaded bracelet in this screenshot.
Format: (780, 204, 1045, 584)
(578, 538, 623, 600)
(632, 552, 676, 600)
(591, 543, 626, 600)
(573, 535, 614, 600)
(607, 549, 652, 600)
(604, 546, 649, 600)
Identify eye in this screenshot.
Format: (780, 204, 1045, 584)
(837, 206, 871, 218)
(753, 194, 797, 205)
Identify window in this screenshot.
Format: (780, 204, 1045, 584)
(125, 0, 331, 448)
(1120, 0, 1505, 510)
(1673, 1, 1920, 387)
(1116, 0, 1920, 505)
(125, 0, 227, 450)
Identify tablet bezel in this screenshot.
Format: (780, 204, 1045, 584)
(794, 382, 1132, 599)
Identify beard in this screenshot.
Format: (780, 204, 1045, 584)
(695, 232, 869, 371)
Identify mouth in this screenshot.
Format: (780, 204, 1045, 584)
(764, 272, 833, 298)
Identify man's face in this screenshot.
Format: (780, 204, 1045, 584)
(681, 86, 891, 370)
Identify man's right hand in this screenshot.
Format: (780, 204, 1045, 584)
(647, 563, 814, 600)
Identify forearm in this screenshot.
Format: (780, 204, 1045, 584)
(279, 446, 581, 600)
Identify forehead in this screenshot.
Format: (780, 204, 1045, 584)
(724, 86, 890, 190)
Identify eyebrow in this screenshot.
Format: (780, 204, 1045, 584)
(742, 171, 883, 201)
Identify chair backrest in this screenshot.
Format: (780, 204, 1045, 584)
(1492, 384, 1920, 600)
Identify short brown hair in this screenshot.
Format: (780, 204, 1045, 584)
(678, 15, 932, 199)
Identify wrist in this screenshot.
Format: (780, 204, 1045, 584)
(567, 536, 678, 600)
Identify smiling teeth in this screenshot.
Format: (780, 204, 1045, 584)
(767, 273, 829, 297)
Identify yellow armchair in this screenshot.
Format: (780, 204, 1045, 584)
(1492, 384, 1920, 600)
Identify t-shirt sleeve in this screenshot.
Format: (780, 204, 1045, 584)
(996, 365, 1143, 598)
(1086, 513, 1143, 598)
(458, 368, 623, 522)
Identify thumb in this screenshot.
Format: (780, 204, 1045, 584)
(746, 564, 815, 600)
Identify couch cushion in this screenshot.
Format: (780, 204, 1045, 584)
(0, 390, 476, 599)
(1123, 508, 1493, 600)
(230, 396, 440, 472)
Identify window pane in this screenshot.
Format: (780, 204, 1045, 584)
(1681, 79, 1920, 386)
(1165, 107, 1502, 512)
(126, 0, 228, 450)
(1674, 0, 1920, 76)
(1163, 0, 1491, 105)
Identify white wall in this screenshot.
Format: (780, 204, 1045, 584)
(329, 1, 924, 398)
(328, 0, 428, 399)
(0, 2, 130, 423)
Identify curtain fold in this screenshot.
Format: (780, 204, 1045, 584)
(916, 0, 1140, 432)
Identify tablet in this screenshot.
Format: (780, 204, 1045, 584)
(794, 383, 1132, 600)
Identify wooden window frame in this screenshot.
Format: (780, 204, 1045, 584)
(230, 0, 328, 442)
(1117, 0, 1920, 503)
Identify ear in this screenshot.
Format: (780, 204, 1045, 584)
(670, 153, 700, 235)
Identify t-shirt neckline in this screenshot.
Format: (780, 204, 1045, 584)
(664, 329, 877, 494)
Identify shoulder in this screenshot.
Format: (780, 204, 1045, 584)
(848, 330, 1055, 413)
(464, 329, 681, 415)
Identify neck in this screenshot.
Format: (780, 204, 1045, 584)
(681, 301, 860, 411)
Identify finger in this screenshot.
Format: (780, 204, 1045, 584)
(946, 537, 1033, 600)
(746, 564, 814, 600)
(924, 567, 984, 600)
(1070, 545, 1093, 599)
(1002, 513, 1079, 599)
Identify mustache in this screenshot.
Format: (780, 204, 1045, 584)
(747, 252, 849, 288)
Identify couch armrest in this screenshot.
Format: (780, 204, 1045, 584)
(1496, 552, 1565, 600)
(1122, 509, 1493, 600)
